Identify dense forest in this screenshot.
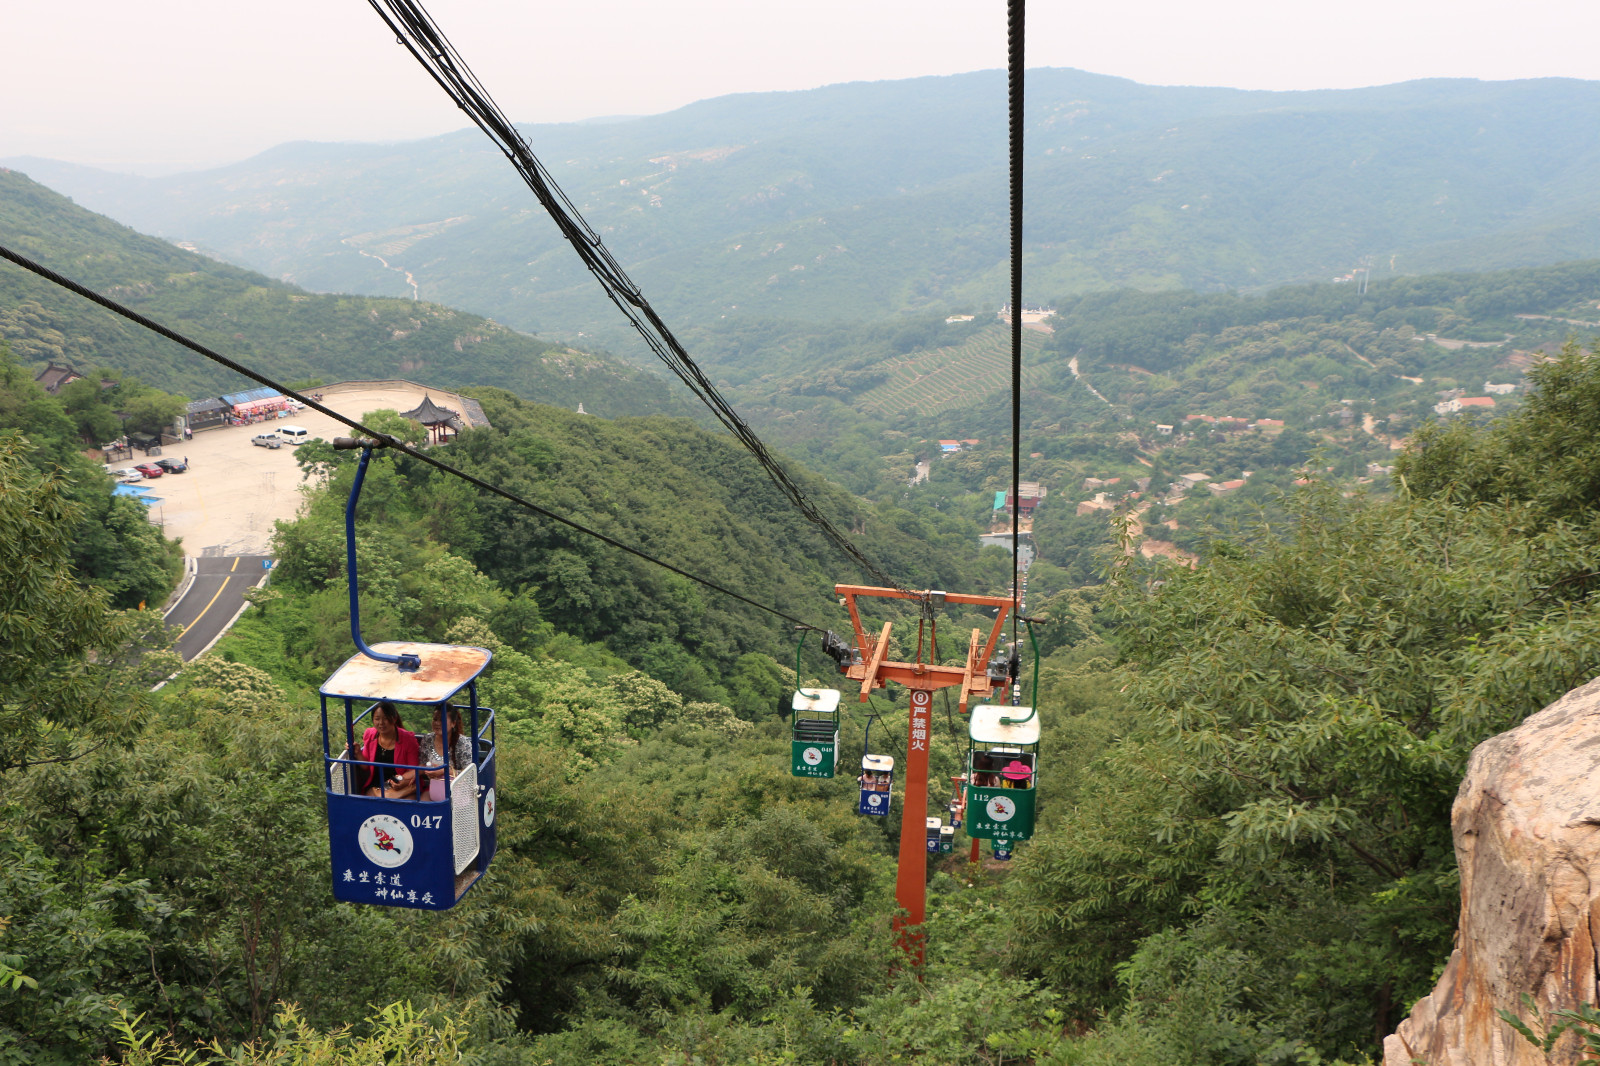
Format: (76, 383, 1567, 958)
(11, 160, 1600, 1062)
(11, 268, 1600, 1063)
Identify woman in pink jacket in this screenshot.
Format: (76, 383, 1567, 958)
(360, 701, 422, 799)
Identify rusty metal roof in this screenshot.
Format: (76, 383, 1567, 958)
(321, 642, 492, 703)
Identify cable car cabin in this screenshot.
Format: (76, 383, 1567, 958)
(992, 844, 1013, 862)
(925, 816, 944, 854)
(322, 641, 497, 911)
(964, 703, 1041, 845)
(949, 774, 968, 829)
(939, 825, 955, 854)
(857, 753, 895, 816)
(790, 688, 842, 778)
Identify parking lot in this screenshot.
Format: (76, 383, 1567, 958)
(123, 382, 472, 557)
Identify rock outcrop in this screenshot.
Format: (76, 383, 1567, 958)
(1385, 678, 1600, 1066)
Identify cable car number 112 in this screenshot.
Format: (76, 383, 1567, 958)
(409, 814, 444, 829)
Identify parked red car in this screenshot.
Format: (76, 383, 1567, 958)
(134, 463, 164, 478)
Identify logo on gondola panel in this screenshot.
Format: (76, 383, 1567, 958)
(358, 814, 413, 868)
(801, 747, 823, 766)
(483, 787, 496, 827)
(866, 793, 884, 808)
(985, 796, 1017, 823)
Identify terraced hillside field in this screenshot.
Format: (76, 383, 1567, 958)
(853, 325, 1052, 416)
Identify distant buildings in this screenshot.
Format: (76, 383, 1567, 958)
(1076, 492, 1114, 516)
(996, 481, 1048, 516)
(1483, 381, 1517, 395)
(34, 361, 83, 394)
(1434, 396, 1496, 415)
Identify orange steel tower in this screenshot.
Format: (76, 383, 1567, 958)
(834, 584, 1015, 963)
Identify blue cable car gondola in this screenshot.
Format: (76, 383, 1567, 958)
(321, 437, 497, 910)
(856, 715, 895, 816)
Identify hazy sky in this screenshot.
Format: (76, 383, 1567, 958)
(5, 0, 1598, 175)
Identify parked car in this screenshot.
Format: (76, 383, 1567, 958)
(115, 469, 143, 484)
(154, 458, 187, 473)
(252, 434, 282, 449)
(134, 463, 164, 478)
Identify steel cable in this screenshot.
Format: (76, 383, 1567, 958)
(363, 0, 911, 594)
(1008, 0, 1026, 654)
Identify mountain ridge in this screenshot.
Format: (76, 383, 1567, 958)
(13, 69, 1600, 361)
(0, 168, 688, 416)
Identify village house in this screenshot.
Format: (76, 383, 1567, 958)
(1077, 492, 1114, 516)
(1483, 381, 1517, 395)
(1437, 396, 1496, 414)
(998, 481, 1048, 516)
(34, 361, 84, 394)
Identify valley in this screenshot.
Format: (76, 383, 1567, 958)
(7, 63, 1600, 1066)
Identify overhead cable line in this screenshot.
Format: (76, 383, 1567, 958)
(1008, 0, 1026, 650)
(362, 0, 911, 595)
(0, 243, 827, 633)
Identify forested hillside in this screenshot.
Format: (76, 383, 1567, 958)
(14, 72, 1600, 354)
(14, 295, 1600, 1062)
(0, 169, 685, 417)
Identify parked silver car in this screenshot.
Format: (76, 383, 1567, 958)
(252, 433, 282, 449)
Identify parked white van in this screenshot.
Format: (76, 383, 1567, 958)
(279, 425, 310, 444)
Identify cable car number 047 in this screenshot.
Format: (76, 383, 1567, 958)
(409, 814, 444, 829)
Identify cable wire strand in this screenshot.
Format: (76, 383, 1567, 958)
(1008, 0, 1026, 654)
(363, 0, 911, 595)
(0, 242, 826, 633)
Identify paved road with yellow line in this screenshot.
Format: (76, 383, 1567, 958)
(167, 555, 272, 661)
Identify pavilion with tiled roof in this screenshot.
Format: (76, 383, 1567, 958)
(398, 394, 465, 443)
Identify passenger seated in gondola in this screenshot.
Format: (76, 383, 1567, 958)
(1000, 759, 1034, 789)
(856, 769, 883, 791)
(359, 701, 421, 798)
(421, 703, 473, 800)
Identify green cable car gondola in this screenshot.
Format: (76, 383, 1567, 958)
(964, 703, 1040, 845)
(790, 687, 842, 778)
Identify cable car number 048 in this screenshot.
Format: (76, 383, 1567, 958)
(409, 814, 444, 829)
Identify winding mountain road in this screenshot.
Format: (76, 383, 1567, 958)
(165, 555, 271, 661)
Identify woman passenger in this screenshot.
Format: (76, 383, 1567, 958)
(422, 703, 473, 799)
(361, 701, 421, 798)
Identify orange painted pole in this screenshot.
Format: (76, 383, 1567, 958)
(893, 687, 934, 966)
